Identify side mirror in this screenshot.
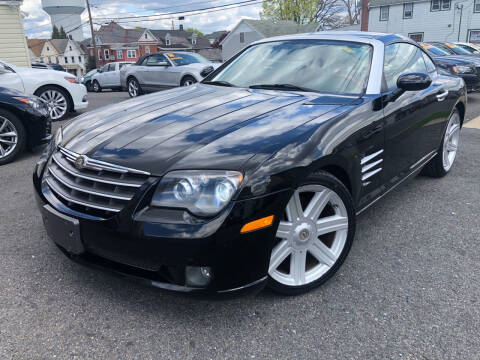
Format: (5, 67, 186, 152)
(397, 73, 432, 91)
(0, 63, 7, 74)
(98, 69, 103, 73)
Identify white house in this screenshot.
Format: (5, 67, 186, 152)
(40, 39, 86, 76)
(0, 0, 30, 67)
(367, 0, 480, 43)
(220, 19, 318, 61)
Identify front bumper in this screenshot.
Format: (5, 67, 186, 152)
(70, 84, 89, 110)
(458, 73, 480, 92)
(33, 167, 289, 295)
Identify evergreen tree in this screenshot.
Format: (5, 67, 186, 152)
(59, 26, 67, 39)
(52, 25, 59, 39)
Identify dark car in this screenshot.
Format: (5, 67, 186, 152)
(47, 63, 66, 72)
(432, 42, 480, 57)
(0, 87, 51, 165)
(31, 62, 51, 70)
(420, 42, 480, 91)
(81, 69, 98, 92)
(34, 32, 466, 296)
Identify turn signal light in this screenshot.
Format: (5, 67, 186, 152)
(241, 215, 274, 233)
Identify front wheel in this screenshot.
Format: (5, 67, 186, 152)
(181, 76, 197, 86)
(36, 86, 71, 121)
(267, 171, 356, 295)
(92, 80, 102, 93)
(421, 110, 461, 178)
(0, 109, 26, 165)
(128, 78, 142, 97)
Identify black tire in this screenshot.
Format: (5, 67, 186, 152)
(181, 75, 197, 87)
(0, 109, 26, 166)
(92, 80, 102, 93)
(421, 109, 461, 178)
(267, 171, 356, 295)
(34, 85, 72, 122)
(127, 78, 143, 98)
(85, 81, 93, 92)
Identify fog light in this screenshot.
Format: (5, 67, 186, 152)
(82, 95, 88, 102)
(185, 266, 212, 288)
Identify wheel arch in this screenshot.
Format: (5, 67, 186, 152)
(455, 101, 465, 126)
(180, 73, 198, 85)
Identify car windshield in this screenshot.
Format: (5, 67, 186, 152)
(86, 69, 97, 76)
(441, 43, 473, 55)
(165, 52, 210, 66)
(209, 40, 373, 95)
(456, 44, 480, 54)
(421, 44, 451, 56)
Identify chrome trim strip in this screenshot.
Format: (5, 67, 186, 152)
(361, 149, 384, 165)
(52, 154, 142, 188)
(217, 276, 268, 294)
(357, 151, 437, 215)
(45, 177, 122, 212)
(48, 167, 133, 201)
(362, 158, 383, 173)
(362, 167, 382, 181)
(409, 150, 437, 170)
(59, 146, 151, 176)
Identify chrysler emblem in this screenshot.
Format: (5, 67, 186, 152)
(74, 155, 87, 169)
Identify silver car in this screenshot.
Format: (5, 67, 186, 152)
(91, 62, 134, 92)
(121, 52, 220, 97)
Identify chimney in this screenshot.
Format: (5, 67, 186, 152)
(69, 34, 73, 40)
(360, 0, 369, 31)
(179, 24, 184, 31)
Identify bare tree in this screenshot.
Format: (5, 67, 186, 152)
(338, 0, 361, 25)
(315, 0, 345, 29)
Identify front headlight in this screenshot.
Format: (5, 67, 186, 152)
(14, 96, 48, 116)
(456, 65, 475, 74)
(151, 170, 243, 217)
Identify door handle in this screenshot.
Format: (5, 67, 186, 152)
(436, 90, 449, 102)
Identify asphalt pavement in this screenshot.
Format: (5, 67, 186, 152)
(0, 90, 479, 359)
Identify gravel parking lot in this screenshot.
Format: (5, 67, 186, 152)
(1, 90, 479, 359)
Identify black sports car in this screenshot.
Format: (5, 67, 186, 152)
(34, 32, 466, 295)
(0, 87, 51, 165)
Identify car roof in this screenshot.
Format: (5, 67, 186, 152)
(252, 31, 414, 45)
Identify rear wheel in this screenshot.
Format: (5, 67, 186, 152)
(421, 110, 461, 178)
(0, 109, 26, 165)
(92, 80, 102, 93)
(128, 78, 142, 97)
(85, 81, 93, 92)
(267, 172, 355, 295)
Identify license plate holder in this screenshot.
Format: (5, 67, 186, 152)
(41, 205, 84, 254)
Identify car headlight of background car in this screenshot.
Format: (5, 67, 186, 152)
(151, 170, 243, 217)
(453, 65, 475, 74)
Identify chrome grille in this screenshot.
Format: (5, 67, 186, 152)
(44, 147, 150, 217)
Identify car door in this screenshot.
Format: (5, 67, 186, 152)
(97, 65, 109, 87)
(0, 63, 24, 93)
(382, 42, 449, 187)
(143, 54, 172, 89)
(106, 63, 117, 87)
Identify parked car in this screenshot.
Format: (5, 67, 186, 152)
(0, 60, 88, 121)
(419, 42, 480, 91)
(81, 69, 97, 92)
(47, 63, 66, 72)
(0, 87, 51, 165)
(34, 32, 466, 296)
(121, 52, 220, 97)
(31, 62, 52, 70)
(454, 42, 480, 54)
(429, 42, 479, 57)
(91, 62, 133, 92)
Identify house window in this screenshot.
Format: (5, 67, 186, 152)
(403, 3, 413, 18)
(145, 47, 150, 54)
(78, 56, 82, 63)
(431, 0, 450, 11)
(475, 0, 480, 12)
(48, 56, 51, 63)
(71, 56, 75, 63)
(69, 46, 72, 51)
(47, 46, 50, 51)
(165, 37, 171, 46)
(98, 49, 101, 60)
(64, 57, 68, 64)
(239, 32, 245, 43)
(145, 33, 148, 39)
(380, 6, 389, 21)
(104, 49, 109, 59)
(127, 49, 137, 58)
(117, 50, 123, 59)
(468, 29, 480, 43)
(56, 56, 59, 64)
(408, 32, 424, 41)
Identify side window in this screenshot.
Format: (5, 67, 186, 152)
(101, 65, 109, 72)
(146, 54, 168, 66)
(422, 52, 436, 73)
(383, 43, 428, 90)
(108, 63, 116, 72)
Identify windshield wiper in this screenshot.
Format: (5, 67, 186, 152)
(202, 80, 234, 87)
(249, 84, 318, 93)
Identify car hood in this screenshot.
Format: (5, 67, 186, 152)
(61, 84, 359, 175)
(16, 66, 74, 79)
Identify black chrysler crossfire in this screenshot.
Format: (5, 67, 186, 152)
(34, 32, 466, 295)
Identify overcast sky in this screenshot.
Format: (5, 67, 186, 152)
(21, 0, 262, 39)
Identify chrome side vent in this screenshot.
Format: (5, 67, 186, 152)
(361, 149, 383, 186)
(43, 147, 150, 218)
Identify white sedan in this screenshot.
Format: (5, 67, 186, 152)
(0, 60, 88, 121)
(91, 62, 133, 92)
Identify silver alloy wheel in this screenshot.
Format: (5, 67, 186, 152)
(128, 80, 138, 97)
(442, 112, 461, 171)
(0, 116, 18, 159)
(269, 185, 349, 287)
(183, 79, 196, 86)
(93, 81, 99, 92)
(39, 89, 68, 120)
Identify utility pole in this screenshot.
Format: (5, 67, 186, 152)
(86, 0, 98, 68)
